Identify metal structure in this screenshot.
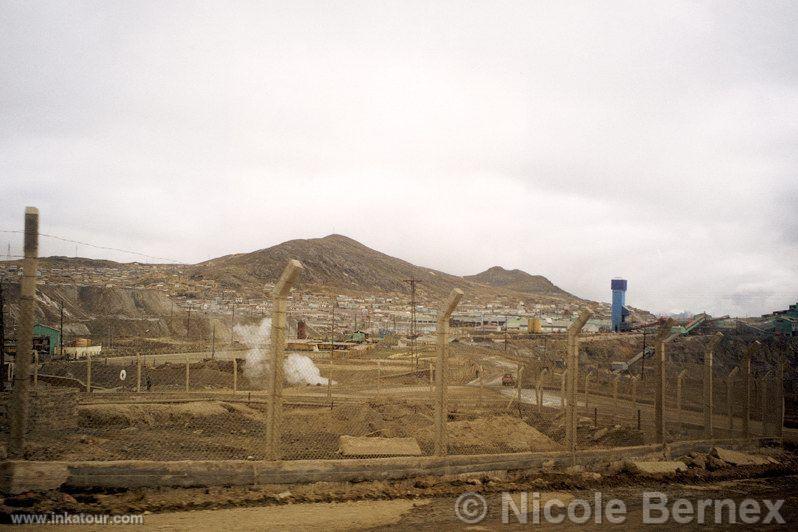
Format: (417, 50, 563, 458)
(610, 278, 628, 332)
(403, 276, 423, 368)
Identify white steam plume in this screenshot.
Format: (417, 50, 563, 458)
(233, 318, 332, 387)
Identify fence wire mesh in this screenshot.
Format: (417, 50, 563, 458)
(2, 312, 790, 462)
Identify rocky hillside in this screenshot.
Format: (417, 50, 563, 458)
(189, 234, 575, 301)
(465, 266, 574, 298)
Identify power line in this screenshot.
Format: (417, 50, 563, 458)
(0, 229, 182, 263)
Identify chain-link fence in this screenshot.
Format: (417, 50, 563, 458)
(7, 322, 786, 463)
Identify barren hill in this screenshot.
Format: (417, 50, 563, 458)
(190, 234, 468, 296)
(465, 266, 574, 298)
(189, 235, 576, 302)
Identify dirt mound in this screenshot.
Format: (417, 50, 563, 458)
(78, 401, 263, 428)
(418, 415, 561, 454)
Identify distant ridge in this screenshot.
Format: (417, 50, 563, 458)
(465, 266, 574, 298)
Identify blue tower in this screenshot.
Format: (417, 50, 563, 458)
(611, 279, 629, 332)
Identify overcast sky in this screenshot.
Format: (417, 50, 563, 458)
(2, 1, 796, 317)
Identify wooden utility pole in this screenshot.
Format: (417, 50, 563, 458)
(328, 297, 336, 408)
(434, 288, 463, 456)
(266, 259, 303, 460)
(211, 325, 216, 359)
(9, 207, 38, 457)
(59, 299, 64, 357)
(230, 303, 236, 343)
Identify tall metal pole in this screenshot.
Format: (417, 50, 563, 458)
(434, 288, 463, 456)
(265, 259, 303, 460)
(565, 309, 592, 460)
(10, 207, 38, 457)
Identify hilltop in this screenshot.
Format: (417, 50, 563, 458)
(465, 266, 574, 298)
(188, 234, 576, 302)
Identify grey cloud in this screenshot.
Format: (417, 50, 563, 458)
(1, 0, 796, 317)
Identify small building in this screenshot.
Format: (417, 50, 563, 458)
(33, 324, 61, 357)
(349, 331, 367, 343)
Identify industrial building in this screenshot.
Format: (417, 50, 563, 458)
(611, 278, 630, 332)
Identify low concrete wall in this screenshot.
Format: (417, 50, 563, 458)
(0, 437, 774, 495)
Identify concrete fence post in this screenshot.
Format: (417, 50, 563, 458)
(536, 368, 549, 414)
(565, 309, 592, 458)
(185, 356, 190, 392)
(759, 371, 772, 436)
(9, 208, 39, 457)
(676, 369, 687, 429)
(612, 376, 620, 421)
(654, 319, 674, 444)
(33, 351, 39, 389)
(726, 367, 739, 433)
(233, 358, 238, 393)
(583, 372, 591, 415)
(515, 362, 523, 407)
(742, 342, 758, 438)
(86, 353, 92, 393)
(136, 353, 142, 393)
(377, 360, 382, 397)
(478, 365, 484, 408)
(434, 288, 464, 456)
(703, 332, 723, 439)
(777, 351, 785, 439)
(266, 259, 304, 460)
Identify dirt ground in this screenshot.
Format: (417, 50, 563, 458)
(20, 398, 575, 460)
(2, 450, 797, 529)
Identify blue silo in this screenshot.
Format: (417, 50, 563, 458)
(611, 279, 629, 332)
